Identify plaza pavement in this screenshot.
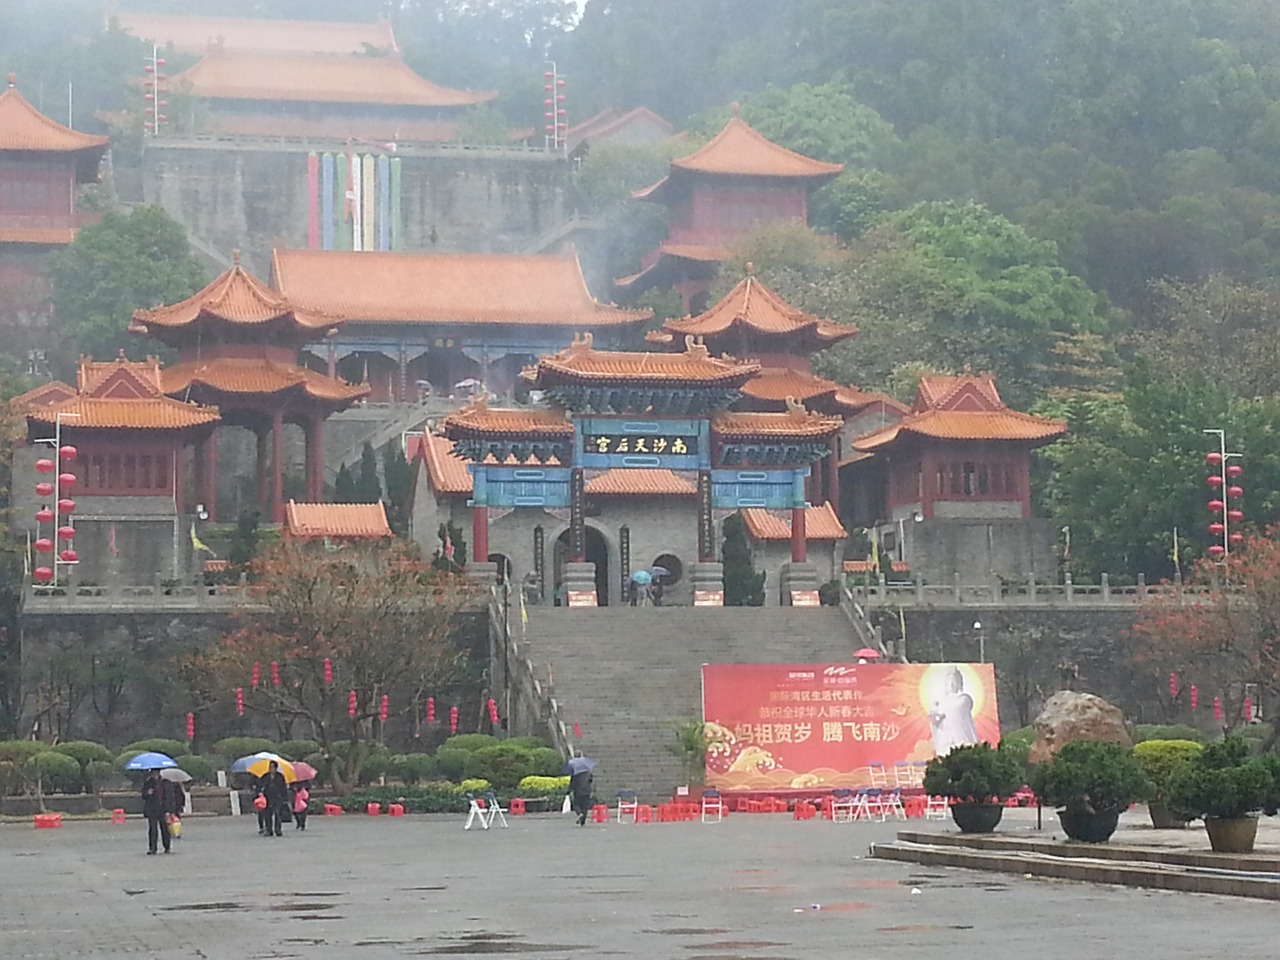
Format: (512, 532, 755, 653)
(2, 806, 1276, 960)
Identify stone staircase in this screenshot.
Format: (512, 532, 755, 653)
(513, 606, 858, 802)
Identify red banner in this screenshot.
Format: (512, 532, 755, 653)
(702, 663, 1000, 790)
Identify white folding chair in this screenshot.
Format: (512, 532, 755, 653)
(463, 793, 490, 830)
(830, 789, 856, 823)
(701, 789, 724, 823)
(484, 792, 508, 828)
(855, 788, 885, 821)
(616, 790, 639, 823)
(893, 762, 912, 787)
(911, 761, 928, 788)
(868, 762, 889, 787)
(882, 788, 907, 821)
(924, 795, 949, 820)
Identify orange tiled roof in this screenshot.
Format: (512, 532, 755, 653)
(133, 260, 337, 334)
(531, 333, 759, 385)
(28, 396, 219, 431)
(10, 381, 76, 410)
(169, 53, 494, 108)
(832, 387, 910, 416)
(0, 226, 77, 245)
(741, 368, 841, 403)
(285, 500, 392, 539)
(418, 433, 473, 495)
(203, 113, 460, 144)
(77, 355, 164, 395)
(0, 79, 109, 154)
(161, 358, 368, 404)
(115, 12, 398, 56)
(271, 249, 652, 328)
(853, 409, 1067, 449)
(584, 469, 696, 496)
(443, 397, 573, 438)
(844, 559, 911, 574)
(663, 275, 856, 343)
(915, 373, 1004, 413)
(741, 503, 848, 541)
(713, 405, 843, 440)
(567, 106, 675, 151)
(634, 113, 842, 200)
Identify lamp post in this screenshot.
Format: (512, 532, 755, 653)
(32, 411, 80, 588)
(1203, 428, 1243, 562)
(895, 511, 923, 564)
(973, 619, 985, 664)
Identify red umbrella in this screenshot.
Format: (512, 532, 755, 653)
(290, 761, 319, 783)
(854, 648, 882, 659)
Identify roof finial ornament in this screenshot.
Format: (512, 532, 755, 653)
(784, 395, 808, 419)
(685, 334, 709, 359)
(232, 249, 241, 266)
(7, 73, 15, 89)
(117, 348, 127, 360)
(963, 362, 972, 375)
(745, 261, 754, 276)
(568, 331, 593, 355)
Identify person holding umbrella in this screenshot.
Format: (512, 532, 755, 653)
(260, 760, 290, 838)
(127, 752, 179, 854)
(562, 755, 598, 826)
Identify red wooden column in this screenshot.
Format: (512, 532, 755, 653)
(256, 427, 269, 518)
(790, 506, 807, 563)
(306, 414, 325, 502)
(173, 439, 186, 515)
(202, 432, 218, 521)
(271, 410, 285, 523)
(472, 505, 489, 565)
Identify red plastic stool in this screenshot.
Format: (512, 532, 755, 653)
(387, 803, 405, 817)
(34, 813, 62, 829)
(590, 804, 609, 823)
(324, 803, 342, 816)
(793, 801, 816, 820)
(747, 799, 764, 813)
(636, 804, 653, 823)
(111, 808, 127, 825)
(508, 798, 526, 816)
(365, 803, 382, 816)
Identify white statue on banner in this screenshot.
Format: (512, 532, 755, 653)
(928, 666, 980, 756)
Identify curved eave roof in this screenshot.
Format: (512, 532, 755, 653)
(584, 469, 697, 496)
(29, 397, 219, 431)
(713, 409, 843, 440)
(0, 84, 109, 155)
(161, 359, 368, 405)
(531, 337, 759, 387)
(853, 411, 1067, 451)
(741, 368, 840, 403)
(664, 275, 852, 342)
(285, 500, 392, 539)
(134, 263, 337, 335)
(419, 434, 473, 495)
(741, 503, 848, 541)
(442, 403, 574, 439)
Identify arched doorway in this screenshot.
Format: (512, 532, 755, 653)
(488, 553, 512, 585)
(553, 526, 610, 605)
(650, 553, 683, 606)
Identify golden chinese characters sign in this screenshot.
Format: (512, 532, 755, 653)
(702, 663, 1000, 790)
(583, 434, 697, 455)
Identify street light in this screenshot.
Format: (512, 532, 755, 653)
(895, 511, 923, 563)
(973, 619, 985, 664)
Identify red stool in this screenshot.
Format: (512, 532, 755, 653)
(590, 804, 609, 823)
(34, 813, 62, 829)
(111, 808, 127, 825)
(820, 796, 834, 820)
(509, 798, 526, 816)
(793, 801, 816, 820)
(747, 799, 764, 813)
(387, 804, 405, 817)
(636, 804, 653, 823)
(324, 803, 343, 816)
(366, 803, 381, 816)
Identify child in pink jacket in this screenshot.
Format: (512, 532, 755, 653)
(291, 782, 310, 831)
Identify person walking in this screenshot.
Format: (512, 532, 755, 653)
(252, 776, 269, 835)
(569, 767, 593, 826)
(260, 760, 290, 838)
(291, 781, 310, 831)
(141, 770, 172, 855)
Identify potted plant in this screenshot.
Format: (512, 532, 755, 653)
(1132, 739, 1203, 829)
(922, 742, 1023, 833)
(668, 721, 708, 799)
(1165, 737, 1273, 853)
(1029, 740, 1148, 843)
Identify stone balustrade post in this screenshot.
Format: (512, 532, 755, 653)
(1138, 572, 1147, 597)
(1064, 572, 1073, 602)
(1101, 572, 1110, 601)
(1028, 574, 1036, 601)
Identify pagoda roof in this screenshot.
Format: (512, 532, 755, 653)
(417, 433, 473, 495)
(740, 368, 841, 404)
(10, 381, 77, 410)
(285, 500, 392, 539)
(29, 355, 218, 432)
(77, 355, 164, 393)
(566, 106, 675, 153)
(271, 249, 651, 329)
(712, 403, 843, 440)
(853, 371, 1066, 451)
(655, 274, 856, 345)
(0, 77, 109, 155)
(741, 503, 848, 541)
(115, 12, 398, 56)
(584, 469, 696, 496)
(131, 258, 338, 338)
(634, 112, 842, 203)
(168, 52, 495, 108)
(442, 397, 574, 439)
(528, 333, 759, 387)
(160, 358, 368, 405)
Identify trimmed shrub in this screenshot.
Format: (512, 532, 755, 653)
(505, 736, 551, 751)
(527, 747, 564, 777)
(462, 744, 541, 790)
(52, 741, 114, 768)
(28, 752, 83, 794)
(1132, 740, 1203, 799)
(1029, 740, 1149, 815)
(924, 742, 1024, 802)
(122, 738, 189, 758)
(277, 740, 320, 761)
(1166, 736, 1273, 821)
(177, 755, 216, 784)
(316, 782, 467, 814)
(1134, 724, 1205, 744)
(459, 778, 491, 794)
(356, 746, 391, 785)
(387, 754, 438, 785)
(85, 760, 120, 793)
(998, 727, 1035, 770)
(518, 775, 570, 796)
(435, 748, 469, 781)
(0, 760, 20, 794)
(212, 737, 278, 759)
(441, 734, 499, 752)
(0, 740, 48, 764)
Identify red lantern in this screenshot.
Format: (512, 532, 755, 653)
(1208, 522, 1225, 536)
(57, 525, 75, 541)
(58, 472, 77, 490)
(379, 694, 389, 723)
(251, 662, 260, 690)
(1213, 696, 1223, 722)
(236, 687, 244, 716)
(35, 482, 53, 497)
(1190, 685, 1198, 710)
(1226, 464, 1242, 478)
(58, 549, 77, 563)
(1208, 499, 1225, 513)
(487, 698, 499, 726)
(1227, 485, 1244, 499)
(1208, 545, 1226, 559)
(1206, 451, 1223, 466)
(36, 458, 54, 474)
(1169, 672, 1178, 698)
(271, 661, 280, 687)
(323, 658, 333, 685)
(186, 712, 195, 741)
(33, 566, 53, 583)
(1227, 509, 1244, 523)
(449, 706, 458, 734)
(348, 690, 358, 718)
(426, 697, 435, 723)
(35, 507, 54, 525)
(58, 445, 76, 462)
(1244, 696, 1254, 723)
(1206, 475, 1223, 488)
(57, 498, 75, 515)
(34, 538, 53, 554)
(1229, 532, 1244, 545)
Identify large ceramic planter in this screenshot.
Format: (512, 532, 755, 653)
(1147, 801, 1189, 830)
(950, 802, 1004, 833)
(1057, 807, 1120, 843)
(1204, 816, 1258, 853)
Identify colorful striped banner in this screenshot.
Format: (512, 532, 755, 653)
(335, 152, 351, 251)
(377, 154, 390, 252)
(361, 154, 376, 251)
(321, 153, 335, 251)
(351, 153, 363, 251)
(390, 157, 402, 251)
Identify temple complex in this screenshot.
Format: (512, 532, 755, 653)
(271, 249, 652, 402)
(0, 75, 109, 361)
(130, 254, 369, 523)
(615, 108, 842, 310)
(115, 12, 400, 57)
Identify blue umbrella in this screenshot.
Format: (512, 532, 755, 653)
(630, 570, 652, 585)
(649, 566, 672, 578)
(562, 756, 598, 776)
(124, 751, 178, 771)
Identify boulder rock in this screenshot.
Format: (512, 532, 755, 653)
(1027, 691, 1132, 765)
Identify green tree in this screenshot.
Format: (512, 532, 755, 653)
(48, 207, 205, 373)
(227, 509, 261, 569)
(334, 464, 358, 503)
(381, 441, 413, 536)
(355, 442, 383, 504)
(432, 522, 468, 572)
(722, 513, 765, 607)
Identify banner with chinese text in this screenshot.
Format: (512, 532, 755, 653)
(702, 663, 1000, 790)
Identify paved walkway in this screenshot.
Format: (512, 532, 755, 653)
(2, 807, 1276, 959)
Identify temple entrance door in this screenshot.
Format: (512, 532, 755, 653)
(553, 526, 609, 606)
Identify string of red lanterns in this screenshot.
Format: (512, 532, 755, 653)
(1205, 431, 1244, 560)
(32, 443, 77, 584)
(449, 706, 459, 735)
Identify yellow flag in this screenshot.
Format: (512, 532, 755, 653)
(870, 532, 880, 573)
(1172, 527, 1180, 568)
(519, 588, 528, 629)
(190, 525, 216, 556)
(898, 605, 907, 644)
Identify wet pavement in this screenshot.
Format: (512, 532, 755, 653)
(2, 807, 1275, 959)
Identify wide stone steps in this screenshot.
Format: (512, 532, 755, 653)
(517, 607, 856, 800)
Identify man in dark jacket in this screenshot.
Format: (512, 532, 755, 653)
(141, 770, 172, 854)
(260, 761, 290, 838)
(569, 769, 593, 826)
